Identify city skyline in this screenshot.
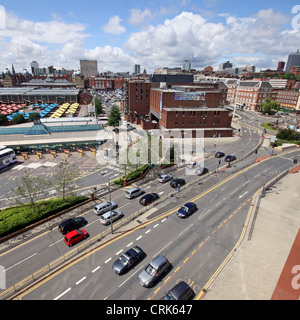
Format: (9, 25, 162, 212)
(0, 0, 299, 74)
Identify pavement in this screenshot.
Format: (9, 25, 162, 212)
(203, 170, 300, 300)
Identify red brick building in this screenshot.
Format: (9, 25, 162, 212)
(146, 83, 233, 137)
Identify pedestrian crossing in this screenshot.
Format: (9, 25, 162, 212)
(12, 161, 58, 170)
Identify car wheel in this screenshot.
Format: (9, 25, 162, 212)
(69, 243, 73, 247)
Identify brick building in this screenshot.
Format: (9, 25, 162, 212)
(226, 80, 274, 111)
(145, 83, 233, 138)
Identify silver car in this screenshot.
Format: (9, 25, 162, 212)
(158, 174, 173, 183)
(93, 201, 118, 215)
(99, 210, 124, 225)
(138, 255, 170, 288)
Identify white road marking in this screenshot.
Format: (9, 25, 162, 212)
(105, 258, 112, 264)
(136, 235, 143, 241)
(6, 253, 38, 272)
(116, 249, 123, 255)
(127, 242, 133, 247)
(92, 266, 101, 273)
(54, 288, 71, 300)
(239, 191, 248, 199)
(76, 276, 86, 285)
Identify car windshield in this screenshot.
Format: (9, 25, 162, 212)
(145, 264, 156, 276)
(77, 230, 83, 234)
(119, 255, 129, 265)
(182, 206, 189, 212)
(162, 292, 176, 300)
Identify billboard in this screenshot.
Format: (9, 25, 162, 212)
(174, 91, 206, 101)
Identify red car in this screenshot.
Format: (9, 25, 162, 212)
(64, 229, 89, 247)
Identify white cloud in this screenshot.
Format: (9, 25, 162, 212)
(128, 8, 153, 25)
(102, 15, 126, 35)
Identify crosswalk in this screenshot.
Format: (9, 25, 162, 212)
(12, 161, 58, 170)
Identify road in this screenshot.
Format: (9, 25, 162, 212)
(1, 111, 299, 300)
(10, 147, 300, 300)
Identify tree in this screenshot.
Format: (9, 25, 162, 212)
(93, 97, 103, 115)
(28, 112, 41, 122)
(13, 113, 25, 124)
(14, 170, 51, 211)
(52, 159, 80, 200)
(0, 114, 7, 125)
(107, 105, 121, 127)
(260, 98, 281, 114)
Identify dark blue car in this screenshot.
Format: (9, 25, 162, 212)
(177, 202, 197, 218)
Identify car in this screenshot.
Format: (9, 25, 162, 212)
(224, 155, 237, 162)
(138, 255, 170, 288)
(170, 178, 186, 188)
(99, 210, 124, 225)
(58, 217, 87, 235)
(64, 229, 89, 247)
(195, 167, 209, 176)
(187, 161, 198, 169)
(112, 246, 145, 275)
(160, 281, 194, 300)
(125, 187, 144, 199)
(158, 174, 173, 183)
(177, 202, 198, 218)
(94, 201, 118, 215)
(215, 151, 225, 158)
(139, 193, 159, 206)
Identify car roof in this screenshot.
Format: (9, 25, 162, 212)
(184, 202, 196, 208)
(127, 187, 140, 192)
(60, 218, 76, 227)
(151, 255, 167, 268)
(65, 230, 79, 238)
(168, 281, 191, 299)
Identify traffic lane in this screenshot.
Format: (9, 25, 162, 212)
(21, 208, 209, 300)
(1, 148, 290, 290)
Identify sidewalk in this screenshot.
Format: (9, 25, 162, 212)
(204, 171, 300, 300)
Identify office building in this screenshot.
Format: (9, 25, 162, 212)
(285, 49, 300, 73)
(134, 64, 141, 75)
(183, 60, 191, 71)
(80, 60, 98, 77)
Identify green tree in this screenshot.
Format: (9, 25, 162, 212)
(260, 98, 281, 114)
(14, 170, 51, 211)
(0, 113, 7, 124)
(107, 105, 121, 127)
(93, 97, 103, 115)
(13, 113, 25, 124)
(28, 112, 41, 122)
(52, 159, 80, 200)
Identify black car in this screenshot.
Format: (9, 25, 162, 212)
(215, 151, 225, 158)
(161, 281, 194, 300)
(58, 217, 87, 235)
(177, 202, 198, 218)
(170, 178, 186, 188)
(139, 193, 159, 206)
(195, 167, 209, 176)
(112, 246, 145, 275)
(224, 155, 236, 162)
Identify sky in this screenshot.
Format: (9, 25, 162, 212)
(0, 0, 299, 74)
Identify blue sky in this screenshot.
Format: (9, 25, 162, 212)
(0, 0, 299, 74)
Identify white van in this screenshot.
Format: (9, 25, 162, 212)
(125, 187, 144, 199)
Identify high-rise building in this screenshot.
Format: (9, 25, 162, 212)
(134, 64, 141, 75)
(80, 60, 98, 77)
(183, 60, 191, 71)
(285, 49, 300, 73)
(219, 61, 233, 70)
(31, 61, 39, 75)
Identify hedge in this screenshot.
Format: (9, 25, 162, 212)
(0, 196, 88, 238)
(114, 164, 149, 185)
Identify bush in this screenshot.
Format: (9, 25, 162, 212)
(0, 196, 88, 238)
(114, 164, 149, 185)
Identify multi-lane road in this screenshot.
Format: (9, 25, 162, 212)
(1, 111, 299, 300)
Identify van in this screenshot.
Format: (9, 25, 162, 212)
(94, 201, 118, 215)
(161, 281, 194, 300)
(125, 187, 144, 199)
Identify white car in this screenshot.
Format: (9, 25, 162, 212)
(158, 174, 173, 183)
(187, 161, 198, 169)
